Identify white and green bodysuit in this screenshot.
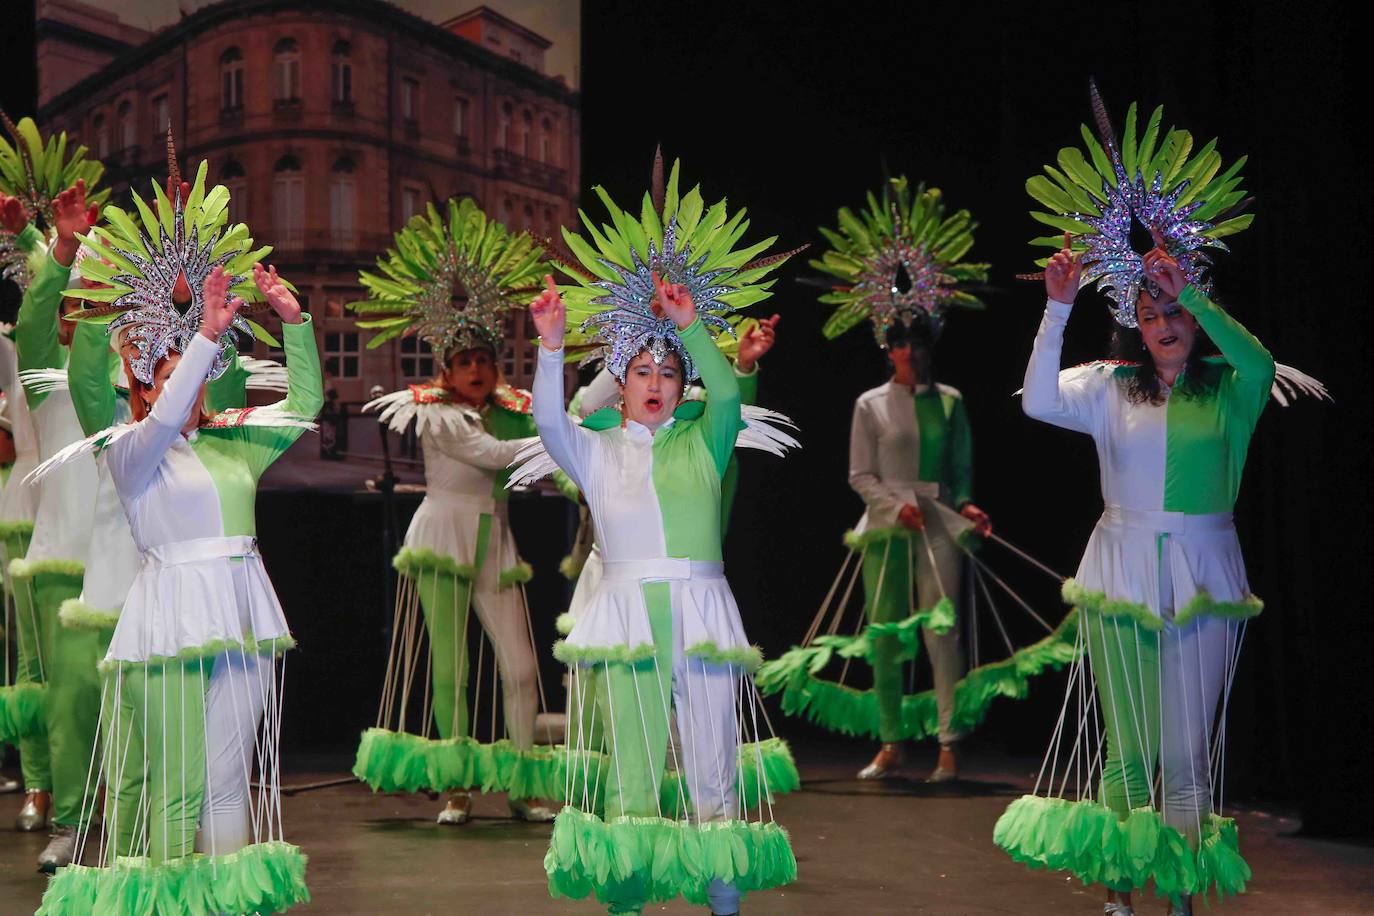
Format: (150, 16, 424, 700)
(528, 321, 797, 915)
(37, 320, 321, 915)
(354, 383, 554, 799)
(994, 286, 1271, 902)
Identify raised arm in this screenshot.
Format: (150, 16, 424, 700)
(529, 275, 594, 491)
(1023, 233, 1102, 434)
(69, 321, 119, 435)
(231, 315, 323, 481)
(15, 251, 71, 396)
(1178, 285, 1275, 422)
(678, 318, 740, 477)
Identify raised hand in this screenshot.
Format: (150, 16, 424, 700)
(736, 313, 779, 373)
(1045, 231, 1082, 305)
(651, 270, 696, 329)
(530, 274, 565, 350)
(252, 262, 302, 324)
(201, 265, 244, 339)
(897, 503, 925, 531)
(1143, 228, 1188, 299)
(51, 179, 100, 268)
(959, 502, 992, 537)
(0, 194, 28, 235)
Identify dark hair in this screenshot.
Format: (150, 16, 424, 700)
(884, 314, 938, 351)
(1109, 324, 1219, 405)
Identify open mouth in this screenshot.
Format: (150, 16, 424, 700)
(644, 396, 663, 412)
(1159, 335, 1178, 347)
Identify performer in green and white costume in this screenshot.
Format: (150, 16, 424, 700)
(351, 198, 558, 824)
(33, 162, 316, 915)
(519, 159, 801, 915)
(992, 86, 1311, 915)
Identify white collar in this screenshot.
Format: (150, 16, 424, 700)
(624, 416, 675, 440)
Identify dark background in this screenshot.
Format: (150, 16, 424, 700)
(3, 0, 1369, 837)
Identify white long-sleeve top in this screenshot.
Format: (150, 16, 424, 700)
(0, 334, 39, 524)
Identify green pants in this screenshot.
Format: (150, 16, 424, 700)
(1084, 610, 1161, 820)
(4, 530, 50, 791)
(35, 571, 108, 827)
(415, 569, 477, 741)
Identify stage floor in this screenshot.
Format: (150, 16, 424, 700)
(3, 749, 1372, 915)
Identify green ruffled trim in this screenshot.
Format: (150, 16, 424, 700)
(8, 556, 84, 580)
(36, 840, 309, 915)
(0, 682, 47, 745)
(98, 636, 297, 674)
(352, 728, 564, 797)
(559, 553, 585, 580)
(761, 610, 1080, 741)
(0, 519, 35, 538)
(58, 598, 120, 631)
(555, 612, 577, 636)
(1064, 579, 1264, 630)
(498, 561, 533, 588)
(545, 806, 797, 907)
(842, 525, 908, 550)
(392, 547, 478, 581)
(658, 738, 801, 817)
(683, 641, 764, 673)
(553, 640, 656, 666)
(994, 795, 1250, 902)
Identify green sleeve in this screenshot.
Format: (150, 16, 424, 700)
(204, 345, 248, 413)
(734, 363, 758, 407)
(68, 320, 118, 435)
(679, 319, 741, 477)
(225, 317, 324, 481)
(14, 224, 43, 254)
(946, 395, 973, 508)
(1178, 285, 1275, 427)
(15, 250, 72, 405)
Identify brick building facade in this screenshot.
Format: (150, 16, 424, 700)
(37, 0, 581, 400)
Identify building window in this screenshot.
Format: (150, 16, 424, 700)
(496, 101, 511, 149)
(330, 157, 356, 248)
(401, 185, 421, 224)
(331, 41, 352, 104)
(452, 96, 468, 136)
(501, 197, 513, 226)
(92, 113, 109, 158)
(400, 336, 434, 379)
(274, 39, 301, 102)
(222, 159, 248, 223)
(152, 94, 169, 138)
(544, 207, 555, 234)
(400, 78, 419, 121)
(272, 155, 304, 248)
(323, 331, 360, 378)
(520, 110, 532, 158)
(116, 101, 135, 151)
(221, 47, 244, 110)
(539, 117, 552, 164)
(522, 204, 534, 232)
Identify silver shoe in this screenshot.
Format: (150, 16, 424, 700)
(509, 798, 556, 822)
(436, 792, 472, 826)
(1103, 904, 1133, 916)
(16, 789, 51, 832)
(857, 743, 903, 780)
(38, 824, 77, 873)
(0, 775, 21, 794)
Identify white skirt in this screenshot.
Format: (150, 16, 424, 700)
(402, 490, 522, 581)
(107, 535, 291, 667)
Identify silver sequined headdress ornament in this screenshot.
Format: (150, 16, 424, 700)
(0, 108, 109, 290)
(1024, 80, 1254, 328)
(811, 176, 988, 346)
(63, 131, 277, 384)
(350, 197, 547, 361)
(553, 149, 804, 382)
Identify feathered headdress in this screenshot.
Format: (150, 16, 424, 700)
(62, 131, 277, 384)
(550, 148, 803, 382)
(1026, 80, 1253, 327)
(350, 197, 546, 361)
(0, 109, 109, 290)
(812, 176, 988, 346)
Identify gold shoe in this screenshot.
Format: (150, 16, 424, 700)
(436, 792, 472, 826)
(16, 789, 51, 832)
(509, 798, 556, 822)
(857, 743, 903, 780)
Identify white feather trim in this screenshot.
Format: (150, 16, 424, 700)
(239, 357, 289, 393)
(18, 367, 69, 394)
(1270, 363, 1331, 407)
(362, 388, 480, 438)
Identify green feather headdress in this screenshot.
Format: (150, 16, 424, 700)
(350, 197, 547, 361)
(812, 176, 988, 347)
(0, 109, 109, 290)
(551, 151, 802, 382)
(64, 147, 278, 385)
(1026, 80, 1253, 327)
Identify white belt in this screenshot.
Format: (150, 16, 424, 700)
(143, 535, 259, 567)
(1100, 505, 1234, 535)
(423, 489, 499, 516)
(601, 558, 724, 583)
(890, 480, 942, 500)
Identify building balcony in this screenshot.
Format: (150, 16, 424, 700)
(273, 98, 304, 120)
(219, 105, 244, 126)
(331, 99, 355, 117)
(264, 228, 393, 261)
(492, 148, 567, 195)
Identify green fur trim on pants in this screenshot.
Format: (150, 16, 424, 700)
(545, 806, 797, 907)
(559, 553, 585, 580)
(36, 840, 310, 915)
(497, 561, 533, 588)
(0, 519, 35, 539)
(58, 598, 120, 631)
(8, 557, 85, 580)
(1063, 579, 1264, 630)
(0, 682, 48, 744)
(96, 636, 297, 674)
(555, 612, 577, 636)
(683, 641, 764, 673)
(353, 728, 565, 798)
(657, 738, 802, 817)
(760, 611, 1080, 741)
(392, 547, 478, 581)
(993, 794, 1250, 903)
